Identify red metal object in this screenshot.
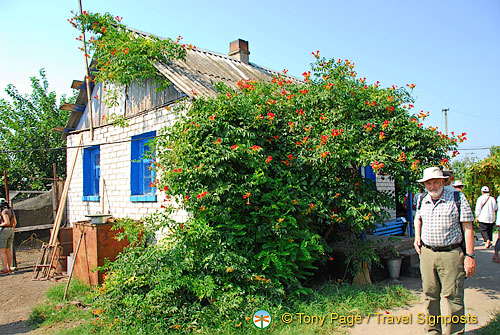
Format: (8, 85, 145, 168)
(72, 221, 129, 286)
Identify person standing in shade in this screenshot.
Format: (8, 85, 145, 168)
(414, 167, 475, 335)
(0, 198, 16, 274)
(475, 186, 498, 249)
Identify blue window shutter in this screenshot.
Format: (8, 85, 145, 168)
(83, 146, 100, 197)
(92, 150, 100, 196)
(83, 148, 91, 196)
(131, 140, 141, 195)
(365, 166, 377, 186)
(131, 131, 156, 196)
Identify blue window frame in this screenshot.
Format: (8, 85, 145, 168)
(83, 145, 100, 201)
(364, 166, 377, 185)
(130, 131, 156, 202)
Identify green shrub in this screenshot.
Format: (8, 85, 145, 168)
(93, 54, 459, 333)
(153, 55, 459, 290)
(94, 218, 286, 334)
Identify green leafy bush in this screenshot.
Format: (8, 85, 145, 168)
(94, 218, 285, 334)
(154, 56, 459, 288)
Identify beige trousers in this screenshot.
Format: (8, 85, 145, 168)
(420, 246, 466, 335)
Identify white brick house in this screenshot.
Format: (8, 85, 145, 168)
(61, 34, 398, 227)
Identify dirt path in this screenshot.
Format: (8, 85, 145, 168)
(0, 249, 58, 335)
(349, 233, 500, 335)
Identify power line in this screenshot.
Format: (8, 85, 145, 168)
(459, 147, 493, 151)
(451, 109, 500, 120)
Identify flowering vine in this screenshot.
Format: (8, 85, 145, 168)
(69, 11, 187, 92)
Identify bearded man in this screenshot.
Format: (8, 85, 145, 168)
(414, 167, 475, 335)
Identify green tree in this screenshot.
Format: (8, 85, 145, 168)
(489, 145, 500, 157)
(463, 146, 500, 204)
(0, 69, 74, 193)
(450, 153, 479, 180)
(156, 56, 463, 289)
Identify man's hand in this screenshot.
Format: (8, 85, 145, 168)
(414, 237, 422, 255)
(464, 256, 476, 277)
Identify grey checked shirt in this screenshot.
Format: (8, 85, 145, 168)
(415, 188, 474, 247)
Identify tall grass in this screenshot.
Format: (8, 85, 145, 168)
(30, 280, 416, 335)
(231, 282, 417, 335)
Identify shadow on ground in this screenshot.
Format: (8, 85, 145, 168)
(0, 321, 32, 335)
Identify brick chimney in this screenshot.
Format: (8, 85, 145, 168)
(229, 39, 250, 64)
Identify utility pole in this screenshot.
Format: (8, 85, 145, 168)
(442, 108, 449, 135)
(78, 0, 94, 140)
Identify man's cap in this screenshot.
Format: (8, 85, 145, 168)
(452, 180, 465, 187)
(0, 197, 6, 204)
(481, 186, 489, 193)
(417, 167, 450, 183)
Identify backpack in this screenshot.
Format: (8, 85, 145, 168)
(417, 191, 465, 252)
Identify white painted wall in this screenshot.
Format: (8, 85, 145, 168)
(66, 104, 188, 226)
(376, 174, 396, 219)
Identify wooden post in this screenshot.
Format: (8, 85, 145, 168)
(64, 232, 83, 300)
(53, 163, 59, 209)
(49, 133, 83, 246)
(101, 178, 106, 214)
(3, 170, 9, 204)
(78, 0, 94, 140)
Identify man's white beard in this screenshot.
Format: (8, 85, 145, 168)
(428, 185, 444, 199)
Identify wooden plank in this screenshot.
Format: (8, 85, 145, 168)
(33, 244, 48, 280)
(63, 232, 84, 300)
(133, 81, 140, 115)
(60, 104, 86, 113)
(48, 133, 83, 246)
(71, 80, 84, 90)
(15, 224, 54, 233)
(372, 218, 407, 236)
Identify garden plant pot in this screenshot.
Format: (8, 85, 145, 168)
(385, 256, 403, 281)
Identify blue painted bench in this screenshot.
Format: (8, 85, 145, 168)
(372, 217, 407, 236)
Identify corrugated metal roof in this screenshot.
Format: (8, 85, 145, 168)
(125, 26, 301, 98)
(154, 47, 295, 99)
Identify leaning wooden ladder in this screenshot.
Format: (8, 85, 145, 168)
(33, 134, 83, 280)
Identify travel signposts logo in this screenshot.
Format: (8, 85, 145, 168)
(253, 309, 272, 329)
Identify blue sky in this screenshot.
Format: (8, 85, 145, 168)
(1, 0, 499, 160)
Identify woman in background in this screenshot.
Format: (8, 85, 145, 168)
(0, 198, 16, 274)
